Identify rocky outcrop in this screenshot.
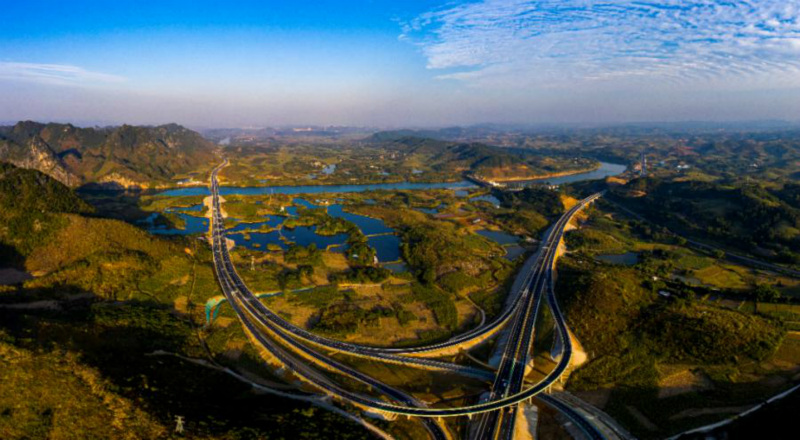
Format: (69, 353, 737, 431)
(0, 136, 78, 186)
(0, 121, 217, 188)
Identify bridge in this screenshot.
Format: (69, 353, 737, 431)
(207, 159, 619, 438)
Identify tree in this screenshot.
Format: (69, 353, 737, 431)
(753, 283, 781, 304)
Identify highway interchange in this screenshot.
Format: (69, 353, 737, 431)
(207, 159, 621, 439)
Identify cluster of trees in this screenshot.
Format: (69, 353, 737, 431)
(496, 186, 564, 218)
(400, 219, 495, 284)
(345, 233, 376, 266)
(312, 304, 395, 336)
(285, 243, 323, 266)
(277, 265, 314, 290)
(328, 266, 391, 284)
(0, 163, 92, 264)
(403, 284, 458, 331)
(618, 177, 800, 264)
(559, 258, 785, 393)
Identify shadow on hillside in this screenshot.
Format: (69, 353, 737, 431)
(0, 243, 24, 269)
(0, 292, 367, 438)
(77, 189, 185, 232)
(574, 365, 800, 440)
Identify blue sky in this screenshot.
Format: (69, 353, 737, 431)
(1, 0, 799, 127)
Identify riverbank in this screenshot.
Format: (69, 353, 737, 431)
(490, 164, 602, 183)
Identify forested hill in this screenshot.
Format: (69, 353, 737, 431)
(0, 121, 218, 188)
(365, 134, 598, 179)
(613, 177, 800, 265)
(0, 162, 91, 215)
(0, 163, 93, 264)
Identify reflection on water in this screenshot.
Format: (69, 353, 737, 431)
(327, 204, 393, 235)
(171, 204, 204, 212)
(515, 162, 628, 186)
(476, 229, 519, 245)
(476, 229, 526, 261)
(383, 262, 408, 273)
(368, 234, 402, 262)
(157, 161, 626, 197)
(503, 246, 526, 261)
(144, 211, 209, 235)
(471, 194, 501, 207)
(225, 198, 403, 263)
(158, 180, 476, 197)
(229, 226, 350, 251)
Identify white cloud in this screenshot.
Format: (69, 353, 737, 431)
(0, 62, 125, 86)
(403, 0, 800, 89)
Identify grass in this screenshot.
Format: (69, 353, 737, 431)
(0, 333, 167, 439)
(559, 250, 794, 439)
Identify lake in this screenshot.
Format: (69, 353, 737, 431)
(148, 162, 626, 264)
(476, 229, 527, 261)
(229, 227, 349, 251)
(142, 205, 210, 235)
(224, 198, 403, 264)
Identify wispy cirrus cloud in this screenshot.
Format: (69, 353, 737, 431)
(402, 0, 800, 89)
(0, 62, 125, 86)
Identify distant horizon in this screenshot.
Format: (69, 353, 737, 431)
(4, 118, 800, 133)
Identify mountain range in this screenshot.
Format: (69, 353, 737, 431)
(0, 121, 218, 188)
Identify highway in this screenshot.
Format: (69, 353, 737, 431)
(207, 159, 615, 438)
(208, 160, 449, 439)
(470, 194, 603, 439)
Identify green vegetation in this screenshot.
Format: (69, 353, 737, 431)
(313, 303, 395, 336)
(640, 302, 784, 364)
(496, 186, 564, 218)
(0, 121, 218, 188)
(217, 132, 597, 187)
(285, 243, 324, 266)
(0, 163, 92, 264)
(558, 255, 789, 438)
(613, 177, 800, 265)
(139, 194, 206, 215)
(0, 164, 371, 439)
(0, 303, 369, 440)
(329, 266, 392, 284)
(403, 284, 458, 331)
(398, 212, 500, 283)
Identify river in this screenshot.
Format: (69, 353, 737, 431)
(156, 161, 627, 197)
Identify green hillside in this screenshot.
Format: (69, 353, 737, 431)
(0, 165, 366, 439)
(613, 177, 800, 264)
(0, 163, 92, 264)
(0, 121, 218, 188)
(367, 134, 596, 179)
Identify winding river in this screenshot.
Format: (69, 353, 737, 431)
(156, 161, 627, 197)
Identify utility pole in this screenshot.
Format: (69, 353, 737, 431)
(174, 415, 185, 435)
(251, 255, 255, 271)
(640, 151, 647, 176)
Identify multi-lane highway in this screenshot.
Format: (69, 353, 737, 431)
(207, 159, 614, 437)
(470, 194, 603, 439)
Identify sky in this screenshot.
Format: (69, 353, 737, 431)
(1, 0, 800, 128)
